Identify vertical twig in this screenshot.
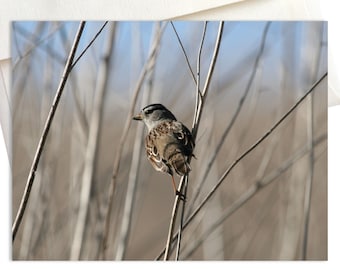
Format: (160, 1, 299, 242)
(193, 22, 207, 127)
(12, 21, 86, 242)
(163, 21, 224, 260)
(301, 93, 314, 259)
(301, 22, 325, 259)
(18, 23, 55, 258)
(175, 175, 189, 260)
(12, 22, 46, 258)
(114, 22, 160, 260)
(163, 187, 182, 260)
(163, 22, 207, 259)
(188, 22, 271, 216)
(100, 22, 166, 258)
(174, 21, 207, 261)
(192, 21, 224, 140)
(70, 22, 116, 260)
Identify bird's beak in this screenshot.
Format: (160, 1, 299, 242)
(132, 113, 143, 121)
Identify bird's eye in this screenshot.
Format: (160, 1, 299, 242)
(144, 109, 152, 115)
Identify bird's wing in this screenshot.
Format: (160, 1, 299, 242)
(171, 121, 195, 156)
(145, 132, 172, 175)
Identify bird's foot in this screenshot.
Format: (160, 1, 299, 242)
(176, 190, 186, 201)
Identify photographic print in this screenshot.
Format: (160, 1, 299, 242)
(11, 21, 327, 260)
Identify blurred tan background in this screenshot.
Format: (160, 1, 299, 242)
(11, 21, 327, 260)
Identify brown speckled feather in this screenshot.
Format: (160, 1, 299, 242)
(145, 120, 194, 176)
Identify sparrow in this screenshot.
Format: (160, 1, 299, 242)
(133, 103, 195, 199)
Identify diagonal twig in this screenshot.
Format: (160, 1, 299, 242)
(181, 72, 327, 237)
(71, 21, 108, 70)
(183, 134, 327, 258)
(188, 22, 271, 216)
(156, 72, 327, 260)
(12, 21, 86, 242)
(170, 21, 197, 86)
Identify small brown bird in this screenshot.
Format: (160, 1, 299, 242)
(133, 104, 195, 198)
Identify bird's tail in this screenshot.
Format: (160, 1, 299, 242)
(169, 152, 191, 176)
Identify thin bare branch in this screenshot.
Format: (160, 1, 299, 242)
(301, 93, 314, 259)
(156, 72, 327, 260)
(70, 22, 116, 260)
(193, 21, 207, 126)
(166, 22, 208, 261)
(58, 24, 89, 148)
(175, 175, 189, 260)
(12, 21, 86, 242)
(183, 72, 327, 234)
(170, 21, 197, 86)
(70, 21, 108, 70)
(12, 23, 65, 69)
(188, 22, 271, 216)
(301, 23, 325, 259)
(114, 22, 160, 260)
(163, 21, 224, 261)
(192, 21, 224, 140)
(173, 21, 207, 261)
(100, 22, 166, 258)
(163, 21, 207, 261)
(183, 134, 327, 258)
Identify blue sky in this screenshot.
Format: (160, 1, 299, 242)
(11, 21, 327, 103)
